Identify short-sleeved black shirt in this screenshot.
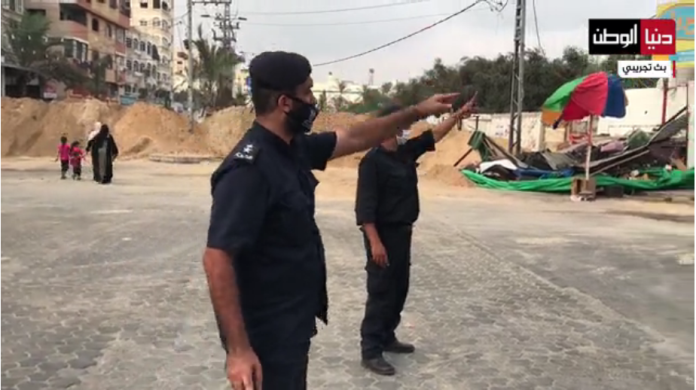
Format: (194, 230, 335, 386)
(206, 122, 337, 358)
(355, 130, 435, 226)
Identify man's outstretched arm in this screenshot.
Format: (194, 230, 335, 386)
(330, 93, 459, 160)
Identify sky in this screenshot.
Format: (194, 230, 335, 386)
(173, 0, 657, 86)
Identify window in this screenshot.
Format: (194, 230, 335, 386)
(133, 38, 139, 50)
(139, 62, 145, 72)
(91, 17, 99, 32)
(133, 61, 139, 71)
(109, 0, 117, 8)
(139, 19, 147, 26)
(126, 60, 132, 70)
(152, 17, 160, 27)
(139, 0, 147, 8)
(152, 0, 160, 8)
(139, 41, 145, 51)
(106, 23, 113, 38)
(146, 42, 151, 55)
(92, 50, 100, 62)
(116, 28, 125, 42)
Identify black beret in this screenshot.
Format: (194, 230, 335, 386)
(249, 51, 312, 92)
(376, 104, 403, 117)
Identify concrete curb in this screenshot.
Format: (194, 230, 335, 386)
(148, 154, 220, 164)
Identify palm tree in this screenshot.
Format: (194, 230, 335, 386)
(190, 24, 244, 110)
(318, 90, 328, 111)
(332, 80, 348, 111)
(7, 13, 86, 96)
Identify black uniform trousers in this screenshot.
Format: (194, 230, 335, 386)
(257, 342, 309, 390)
(222, 341, 309, 390)
(360, 224, 413, 360)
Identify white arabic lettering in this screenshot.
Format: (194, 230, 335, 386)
(593, 25, 638, 48)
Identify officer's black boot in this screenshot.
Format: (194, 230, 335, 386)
(384, 340, 415, 354)
(361, 355, 396, 376)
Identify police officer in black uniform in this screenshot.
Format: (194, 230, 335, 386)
(202, 50, 460, 390)
(355, 96, 477, 376)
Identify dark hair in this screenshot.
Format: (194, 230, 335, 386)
(377, 104, 403, 117)
(71, 141, 80, 147)
(251, 87, 280, 115)
(60, 136, 68, 144)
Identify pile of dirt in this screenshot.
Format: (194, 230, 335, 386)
(112, 103, 208, 158)
(1, 97, 122, 157)
(422, 164, 474, 187)
(1, 98, 208, 158)
(1, 97, 498, 189)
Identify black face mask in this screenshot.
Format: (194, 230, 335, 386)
(283, 95, 319, 134)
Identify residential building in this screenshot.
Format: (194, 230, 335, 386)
(1, 0, 25, 96)
(171, 49, 188, 91)
(129, 0, 172, 92)
(122, 27, 159, 98)
(312, 72, 365, 109)
(24, 0, 130, 97)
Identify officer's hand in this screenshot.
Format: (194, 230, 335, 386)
(454, 92, 478, 119)
(414, 93, 460, 117)
(226, 348, 262, 390)
(370, 242, 389, 268)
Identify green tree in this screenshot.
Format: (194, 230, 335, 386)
(318, 90, 328, 111)
(7, 13, 86, 96)
(331, 80, 348, 111)
(190, 24, 244, 110)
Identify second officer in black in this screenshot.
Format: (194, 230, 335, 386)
(202, 50, 461, 390)
(355, 97, 476, 376)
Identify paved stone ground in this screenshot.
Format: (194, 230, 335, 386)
(2, 162, 694, 390)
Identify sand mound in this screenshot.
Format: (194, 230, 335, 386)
(422, 164, 474, 187)
(1, 97, 122, 157)
(1, 98, 208, 157)
(112, 103, 207, 156)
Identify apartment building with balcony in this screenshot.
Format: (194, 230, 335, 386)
(122, 27, 159, 97)
(2, 0, 25, 96)
(24, 0, 130, 97)
(130, 0, 172, 91)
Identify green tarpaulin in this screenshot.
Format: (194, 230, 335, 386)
(462, 168, 695, 193)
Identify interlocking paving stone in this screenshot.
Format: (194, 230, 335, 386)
(1, 167, 693, 390)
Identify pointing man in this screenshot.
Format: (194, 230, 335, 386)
(202, 51, 459, 390)
(356, 96, 476, 376)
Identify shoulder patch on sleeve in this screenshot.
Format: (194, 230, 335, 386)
(232, 143, 261, 163)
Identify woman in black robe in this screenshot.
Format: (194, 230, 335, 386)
(86, 124, 119, 184)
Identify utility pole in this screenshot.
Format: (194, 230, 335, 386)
(187, 0, 194, 132)
(507, 0, 526, 155)
(186, 0, 241, 124)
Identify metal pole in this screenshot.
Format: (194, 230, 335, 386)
(507, 0, 526, 154)
(187, 0, 194, 132)
(514, 0, 526, 155)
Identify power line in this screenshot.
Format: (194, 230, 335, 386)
(241, 0, 431, 15)
(244, 13, 453, 27)
(530, 0, 544, 56)
(313, 0, 489, 67)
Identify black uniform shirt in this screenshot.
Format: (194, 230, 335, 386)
(355, 130, 436, 226)
(206, 122, 336, 356)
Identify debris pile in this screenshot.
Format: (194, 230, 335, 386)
(460, 107, 694, 194)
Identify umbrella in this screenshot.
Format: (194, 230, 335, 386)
(541, 72, 628, 184)
(541, 72, 627, 128)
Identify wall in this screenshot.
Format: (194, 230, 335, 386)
(427, 112, 565, 151)
(597, 85, 689, 137)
